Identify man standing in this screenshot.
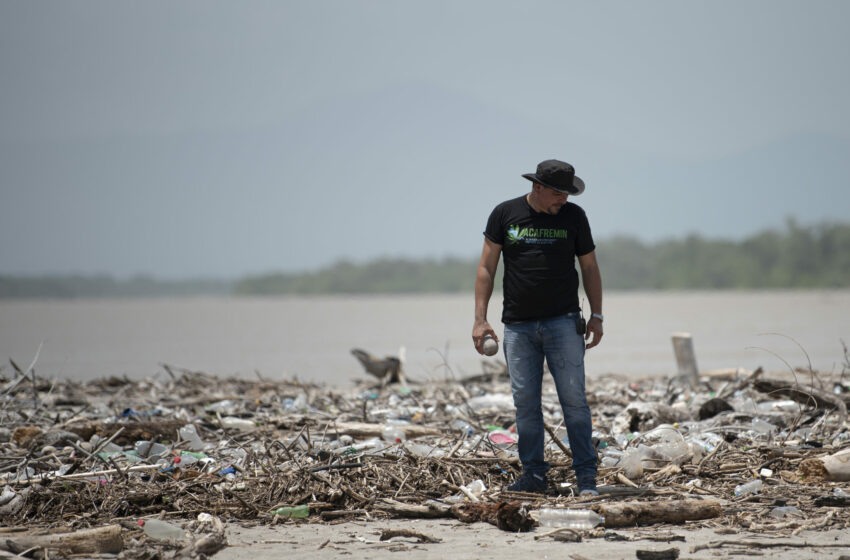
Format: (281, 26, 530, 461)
(472, 159, 603, 495)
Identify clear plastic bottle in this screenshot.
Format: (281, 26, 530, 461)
(220, 417, 255, 431)
(733, 479, 763, 496)
(751, 419, 777, 434)
(134, 441, 169, 459)
(270, 504, 309, 518)
(140, 518, 186, 541)
(451, 419, 475, 436)
(537, 508, 604, 529)
(381, 427, 406, 443)
(178, 424, 206, 451)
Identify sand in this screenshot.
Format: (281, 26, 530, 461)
(217, 518, 850, 560)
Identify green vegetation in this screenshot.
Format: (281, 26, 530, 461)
(235, 220, 850, 294)
(2, 220, 848, 298)
(0, 275, 230, 299)
(598, 219, 850, 289)
(234, 257, 480, 295)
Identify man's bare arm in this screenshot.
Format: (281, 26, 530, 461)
(472, 237, 502, 354)
(578, 250, 603, 349)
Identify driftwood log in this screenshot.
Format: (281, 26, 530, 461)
(594, 500, 721, 527)
(0, 524, 123, 554)
(374, 498, 452, 518)
(752, 378, 847, 430)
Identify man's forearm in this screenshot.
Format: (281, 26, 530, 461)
(582, 265, 603, 315)
(474, 266, 494, 322)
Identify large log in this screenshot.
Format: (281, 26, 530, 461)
(0, 524, 123, 554)
(752, 378, 847, 429)
(594, 500, 721, 528)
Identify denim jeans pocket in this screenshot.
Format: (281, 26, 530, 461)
(544, 315, 585, 369)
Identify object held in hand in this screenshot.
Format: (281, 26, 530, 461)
(482, 336, 499, 356)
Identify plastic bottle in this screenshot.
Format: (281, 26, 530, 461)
(179, 424, 206, 451)
(769, 506, 802, 519)
(733, 479, 763, 496)
(134, 441, 169, 459)
(617, 448, 644, 479)
(451, 419, 475, 436)
(751, 419, 777, 435)
(220, 417, 255, 431)
(140, 518, 186, 541)
(271, 504, 309, 518)
(537, 508, 605, 529)
(381, 426, 406, 443)
(403, 441, 445, 457)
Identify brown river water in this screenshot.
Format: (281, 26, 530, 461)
(1, 291, 848, 386)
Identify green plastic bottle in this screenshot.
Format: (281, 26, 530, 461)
(270, 505, 309, 518)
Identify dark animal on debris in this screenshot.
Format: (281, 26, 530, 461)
(351, 349, 402, 383)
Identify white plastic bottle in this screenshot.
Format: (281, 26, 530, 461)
(537, 508, 605, 529)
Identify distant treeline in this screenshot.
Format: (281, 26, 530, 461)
(2, 221, 848, 298)
(236, 220, 850, 293)
(598, 219, 850, 289)
(0, 274, 230, 299)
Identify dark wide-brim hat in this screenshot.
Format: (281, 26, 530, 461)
(522, 159, 585, 195)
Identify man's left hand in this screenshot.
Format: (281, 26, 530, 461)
(585, 316, 603, 349)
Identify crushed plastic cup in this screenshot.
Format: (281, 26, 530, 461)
(457, 479, 487, 500)
(488, 430, 517, 445)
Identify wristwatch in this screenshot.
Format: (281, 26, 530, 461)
(591, 313, 604, 322)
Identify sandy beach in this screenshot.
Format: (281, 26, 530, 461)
(219, 518, 850, 559)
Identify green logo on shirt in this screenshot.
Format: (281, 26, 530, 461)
(507, 224, 568, 245)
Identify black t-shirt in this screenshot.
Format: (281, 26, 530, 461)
(484, 195, 595, 323)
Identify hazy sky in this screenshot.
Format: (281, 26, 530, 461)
(2, 1, 849, 278)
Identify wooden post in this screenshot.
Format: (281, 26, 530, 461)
(671, 332, 699, 387)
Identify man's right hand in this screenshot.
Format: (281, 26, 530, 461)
(472, 319, 498, 355)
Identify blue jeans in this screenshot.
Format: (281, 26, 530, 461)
(503, 313, 597, 483)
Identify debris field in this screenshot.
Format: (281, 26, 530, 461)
(1, 356, 850, 558)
